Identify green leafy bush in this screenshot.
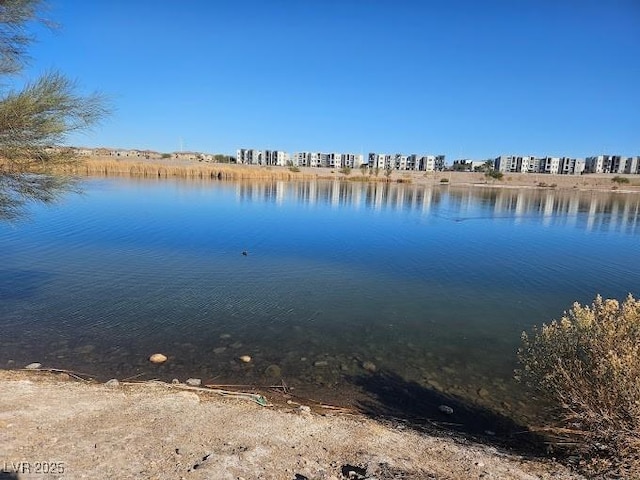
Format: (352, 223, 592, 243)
(288, 166, 300, 173)
(517, 295, 640, 477)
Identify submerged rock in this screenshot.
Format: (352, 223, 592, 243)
(239, 355, 252, 363)
(149, 353, 167, 364)
(438, 405, 454, 415)
(264, 364, 281, 378)
(477, 387, 490, 399)
(75, 344, 95, 354)
(25, 362, 41, 370)
(362, 361, 377, 373)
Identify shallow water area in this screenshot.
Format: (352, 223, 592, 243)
(1, 177, 639, 430)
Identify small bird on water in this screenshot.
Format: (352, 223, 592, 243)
(242, 250, 248, 256)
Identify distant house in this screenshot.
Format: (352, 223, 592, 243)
(173, 151, 199, 161)
(92, 147, 110, 156)
(452, 159, 487, 171)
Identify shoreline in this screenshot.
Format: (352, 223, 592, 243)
(0, 369, 584, 479)
(52, 156, 640, 194)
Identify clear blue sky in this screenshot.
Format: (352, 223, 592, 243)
(20, 0, 640, 159)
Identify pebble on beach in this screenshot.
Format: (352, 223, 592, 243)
(25, 362, 42, 370)
(186, 378, 202, 386)
(239, 355, 252, 363)
(297, 405, 312, 415)
(149, 353, 167, 364)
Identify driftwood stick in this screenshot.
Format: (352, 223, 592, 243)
(19, 367, 94, 382)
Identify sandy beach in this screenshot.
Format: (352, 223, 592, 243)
(0, 370, 584, 480)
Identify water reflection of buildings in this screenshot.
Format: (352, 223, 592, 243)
(234, 182, 640, 234)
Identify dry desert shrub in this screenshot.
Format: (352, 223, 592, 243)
(517, 295, 640, 477)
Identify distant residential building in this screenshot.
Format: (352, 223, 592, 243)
(520, 156, 540, 173)
(494, 155, 587, 175)
(585, 155, 626, 174)
(423, 155, 446, 172)
(452, 159, 486, 171)
(292, 152, 362, 169)
(368, 153, 389, 170)
(236, 149, 289, 166)
(625, 156, 640, 175)
(394, 154, 408, 170)
(495, 155, 518, 173)
(559, 157, 585, 175)
(342, 153, 364, 168)
(368, 153, 445, 172)
(293, 152, 317, 168)
(540, 157, 561, 175)
(495, 155, 539, 173)
(263, 150, 290, 166)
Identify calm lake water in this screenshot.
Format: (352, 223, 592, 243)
(2, 177, 639, 423)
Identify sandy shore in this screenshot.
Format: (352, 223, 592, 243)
(0, 370, 584, 480)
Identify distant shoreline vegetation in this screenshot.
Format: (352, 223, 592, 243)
(34, 157, 640, 192)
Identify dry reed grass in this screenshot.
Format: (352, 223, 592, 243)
(51, 158, 318, 181)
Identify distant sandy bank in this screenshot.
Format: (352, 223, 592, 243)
(52, 156, 640, 194)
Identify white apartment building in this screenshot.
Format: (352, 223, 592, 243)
(495, 155, 537, 173)
(559, 157, 585, 175)
(495, 155, 585, 175)
(236, 149, 290, 166)
(291, 152, 363, 169)
(368, 153, 390, 170)
(368, 153, 445, 172)
(625, 156, 640, 175)
(495, 155, 518, 173)
(540, 157, 561, 175)
(585, 155, 626, 174)
(520, 156, 540, 173)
